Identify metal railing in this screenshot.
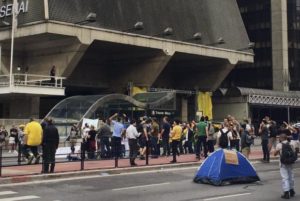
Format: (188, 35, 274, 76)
(0, 140, 172, 177)
(0, 74, 65, 88)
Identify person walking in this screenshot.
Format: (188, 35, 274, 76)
(151, 117, 160, 158)
(24, 118, 43, 164)
(42, 118, 59, 173)
(126, 119, 141, 166)
(274, 133, 298, 199)
(170, 120, 182, 163)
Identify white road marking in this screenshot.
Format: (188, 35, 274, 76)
(0, 192, 17, 196)
(112, 182, 170, 191)
(0, 166, 197, 187)
(0, 195, 40, 201)
(203, 193, 251, 201)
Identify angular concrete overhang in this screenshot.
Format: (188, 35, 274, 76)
(0, 85, 65, 96)
(0, 21, 254, 65)
(0, 21, 253, 93)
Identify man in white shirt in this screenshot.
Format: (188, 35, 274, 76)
(274, 134, 298, 199)
(126, 119, 141, 166)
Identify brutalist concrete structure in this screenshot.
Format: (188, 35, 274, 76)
(0, 0, 252, 120)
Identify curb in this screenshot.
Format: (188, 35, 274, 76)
(0, 157, 279, 185)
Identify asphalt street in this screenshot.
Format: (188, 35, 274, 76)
(0, 160, 299, 201)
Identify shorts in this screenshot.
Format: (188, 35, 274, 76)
(138, 137, 146, 148)
(9, 137, 15, 144)
(268, 137, 277, 149)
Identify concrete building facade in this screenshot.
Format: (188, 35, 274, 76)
(0, 0, 252, 120)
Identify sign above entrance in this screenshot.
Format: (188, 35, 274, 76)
(0, 0, 29, 18)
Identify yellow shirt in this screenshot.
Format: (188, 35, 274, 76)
(24, 121, 42, 146)
(171, 125, 182, 141)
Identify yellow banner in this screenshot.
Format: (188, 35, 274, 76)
(223, 149, 239, 165)
(132, 86, 147, 96)
(197, 92, 213, 120)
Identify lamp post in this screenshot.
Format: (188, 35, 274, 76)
(9, 0, 18, 88)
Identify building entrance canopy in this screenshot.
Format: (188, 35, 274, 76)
(45, 92, 176, 126)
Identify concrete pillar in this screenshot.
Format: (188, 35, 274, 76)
(271, 0, 289, 91)
(181, 97, 188, 122)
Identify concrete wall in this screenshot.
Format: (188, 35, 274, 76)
(213, 102, 248, 122)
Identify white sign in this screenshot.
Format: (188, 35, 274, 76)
(0, 0, 29, 18)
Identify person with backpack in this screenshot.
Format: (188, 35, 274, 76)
(274, 133, 298, 199)
(241, 124, 255, 159)
(216, 121, 231, 149)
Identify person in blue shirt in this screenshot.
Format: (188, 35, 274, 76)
(109, 113, 125, 158)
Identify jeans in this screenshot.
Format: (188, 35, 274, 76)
(262, 139, 269, 161)
(280, 164, 294, 192)
(162, 137, 170, 155)
(195, 136, 208, 158)
(150, 136, 159, 157)
(23, 145, 39, 159)
(100, 137, 111, 158)
(207, 140, 215, 153)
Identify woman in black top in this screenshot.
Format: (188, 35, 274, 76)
(87, 125, 97, 159)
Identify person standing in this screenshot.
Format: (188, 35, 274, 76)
(216, 120, 231, 149)
(195, 116, 208, 159)
(86, 125, 97, 159)
(274, 134, 298, 199)
(42, 118, 59, 173)
(126, 119, 141, 166)
(50, 65, 56, 85)
(259, 119, 270, 163)
(151, 117, 160, 158)
(241, 124, 254, 159)
(9, 125, 18, 153)
(160, 116, 171, 156)
(109, 113, 125, 158)
(24, 118, 43, 164)
(97, 119, 112, 158)
(170, 120, 182, 163)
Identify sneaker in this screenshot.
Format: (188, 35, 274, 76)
(13, 150, 18, 154)
(8, 150, 11, 153)
(27, 155, 34, 165)
(34, 155, 41, 164)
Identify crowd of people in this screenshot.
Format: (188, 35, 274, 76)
(63, 113, 300, 166)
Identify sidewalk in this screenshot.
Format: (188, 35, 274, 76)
(0, 144, 275, 185)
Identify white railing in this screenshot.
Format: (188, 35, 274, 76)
(0, 74, 65, 88)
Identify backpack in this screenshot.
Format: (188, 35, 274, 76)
(280, 142, 297, 165)
(219, 129, 229, 148)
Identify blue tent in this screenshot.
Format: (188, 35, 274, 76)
(194, 149, 260, 186)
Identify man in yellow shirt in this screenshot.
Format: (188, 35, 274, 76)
(170, 119, 182, 163)
(24, 118, 43, 164)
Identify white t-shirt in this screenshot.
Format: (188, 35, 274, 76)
(126, 125, 140, 139)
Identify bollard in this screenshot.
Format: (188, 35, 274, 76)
(0, 145, 2, 177)
(146, 140, 149, 165)
(17, 141, 21, 165)
(80, 142, 85, 171)
(114, 141, 118, 168)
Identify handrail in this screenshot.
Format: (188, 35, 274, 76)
(0, 74, 66, 88)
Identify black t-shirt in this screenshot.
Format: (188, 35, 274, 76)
(87, 130, 97, 142)
(269, 125, 278, 138)
(162, 123, 171, 138)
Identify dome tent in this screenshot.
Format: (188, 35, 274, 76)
(194, 149, 260, 186)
